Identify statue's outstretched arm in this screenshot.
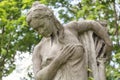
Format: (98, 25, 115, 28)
(76, 20, 113, 53)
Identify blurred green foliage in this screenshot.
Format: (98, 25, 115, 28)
(0, 0, 41, 79)
(0, 0, 120, 80)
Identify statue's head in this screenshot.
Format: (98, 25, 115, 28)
(26, 1, 58, 37)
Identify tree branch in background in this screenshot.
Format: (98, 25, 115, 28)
(113, 0, 119, 46)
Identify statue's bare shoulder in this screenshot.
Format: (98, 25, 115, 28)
(32, 39, 44, 60)
(33, 38, 50, 54)
(64, 21, 78, 29)
(63, 21, 79, 35)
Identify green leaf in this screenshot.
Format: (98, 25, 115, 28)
(1, 48, 7, 55)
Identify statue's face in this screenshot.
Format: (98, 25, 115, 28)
(30, 13, 53, 37)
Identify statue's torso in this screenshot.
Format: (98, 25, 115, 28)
(38, 28, 87, 80)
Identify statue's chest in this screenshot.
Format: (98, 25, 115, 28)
(40, 41, 62, 68)
(43, 44, 61, 57)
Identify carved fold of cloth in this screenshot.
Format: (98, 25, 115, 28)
(80, 31, 109, 80)
(53, 30, 109, 80)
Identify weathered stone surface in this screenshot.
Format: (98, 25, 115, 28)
(26, 1, 113, 80)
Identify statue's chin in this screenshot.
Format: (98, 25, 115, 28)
(41, 33, 51, 37)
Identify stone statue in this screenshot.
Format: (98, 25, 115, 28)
(26, 1, 113, 80)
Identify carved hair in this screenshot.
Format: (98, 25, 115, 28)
(26, 1, 64, 43)
(26, 1, 53, 25)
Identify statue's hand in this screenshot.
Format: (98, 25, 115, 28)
(103, 37, 113, 55)
(104, 43, 113, 58)
(106, 44, 113, 53)
(56, 44, 76, 64)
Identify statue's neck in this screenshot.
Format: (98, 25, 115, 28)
(50, 18, 65, 45)
(50, 27, 64, 45)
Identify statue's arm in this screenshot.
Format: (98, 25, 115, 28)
(33, 45, 58, 80)
(32, 45, 42, 80)
(77, 20, 112, 50)
(33, 44, 76, 80)
(69, 20, 112, 53)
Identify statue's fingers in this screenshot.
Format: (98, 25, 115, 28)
(62, 44, 75, 54)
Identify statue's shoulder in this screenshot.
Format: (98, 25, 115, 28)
(64, 21, 78, 29)
(64, 21, 78, 30)
(34, 37, 50, 51)
(64, 20, 95, 28)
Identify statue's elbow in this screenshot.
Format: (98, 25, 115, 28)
(35, 71, 48, 80)
(35, 74, 43, 80)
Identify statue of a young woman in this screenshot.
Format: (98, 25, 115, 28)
(26, 2, 112, 80)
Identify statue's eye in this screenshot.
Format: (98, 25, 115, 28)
(32, 14, 39, 19)
(33, 16, 38, 19)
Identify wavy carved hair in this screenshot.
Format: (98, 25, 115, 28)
(26, 1, 64, 43)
